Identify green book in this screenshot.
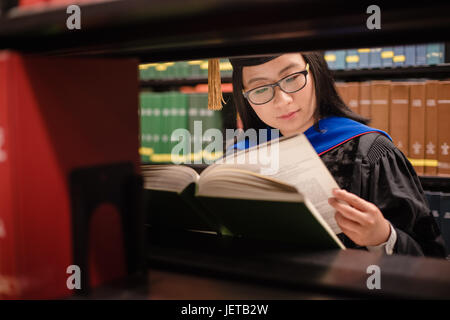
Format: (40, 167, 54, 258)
(161, 92, 172, 158)
(188, 93, 203, 162)
(150, 93, 163, 159)
(139, 92, 151, 162)
(142, 134, 345, 250)
(172, 92, 189, 163)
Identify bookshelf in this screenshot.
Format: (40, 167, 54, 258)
(1, 0, 450, 60)
(1, 0, 450, 300)
(140, 65, 450, 88)
(332, 64, 450, 81)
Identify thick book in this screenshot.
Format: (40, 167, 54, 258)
(437, 81, 450, 176)
(345, 49, 359, 69)
(440, 193, 450, 256)
(358, 48, 370, 69)
(370, 81, 391, 133)
(416, 44, 427, 66)
(346, 82, 360, 115)
(409, 82, 426, 174)
(404, 45, 416, 67)
(143, 134, 345, 251)
(381, 47, 394, 68)
(393, 46, 405, 67)
(389, 82, 410, 156)
(424, 81, 439, 175)
(335, 82, 349, 107)
(359, 82, 372, 119)
(369, 48, 382, 68)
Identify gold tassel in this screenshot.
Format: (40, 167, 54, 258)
(208, 59, 224, 110)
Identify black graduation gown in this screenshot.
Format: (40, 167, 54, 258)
(320, 131, 447, 258)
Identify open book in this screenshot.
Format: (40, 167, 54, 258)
(142, 134, 345, 250)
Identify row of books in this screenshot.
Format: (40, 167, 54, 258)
(140, 91, 223, 163)
(139, 59, 233, 81)
(324, 43, 446, 70)
(424, 191, 450, 256)
(335, 80, 450, 176)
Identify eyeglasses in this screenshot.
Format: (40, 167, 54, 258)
(242, 63, 309, 105)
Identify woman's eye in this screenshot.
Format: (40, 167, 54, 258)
(285, 75, 299, 83)
(254, 87, 269, 95)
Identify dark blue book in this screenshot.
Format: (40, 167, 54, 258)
(369, 48, 382, 68)
(441, 43, 446, 63)
(345, 49, 359, 69)
(416, 44, 427, 65)
(381, 47, 394, 67)
(440, 192, 450, 256)
(393, 46, 405, 67)
(324, 51, 337, 70)
(358, 48, 370, 68)
(427, 43, 442, 65)
(425, 191, 442, 232)
(335, 50, 346, 70)
(404, 45, 416, 66)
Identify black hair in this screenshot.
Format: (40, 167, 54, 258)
(231, 52, 369, 132)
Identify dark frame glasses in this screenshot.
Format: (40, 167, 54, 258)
(242, 63, 309, 105)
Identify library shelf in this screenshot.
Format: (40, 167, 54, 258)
(0, 0, 450, 62)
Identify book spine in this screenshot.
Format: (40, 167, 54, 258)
(381, 47, 394, 68)
(369, 48, 382, 68)
(0, 51, 20, 299)
(389, 83, 410, 156)
(416, 44, 427, 66)
(345, 49, 359, 70)
(425, 191, 442, 232)
(359, 82, 372, 119)
(424, 81, 439, 175)
(335, 50, 346, 70)
(426, 43, 441, 65)
(393, 46, 405, 67)
(440, 193, 450, 256)
(437, 81, 450, 175)
(335, 82, 348, 106)
(346, 82, 360, 115)
(358, 48, 370, 69)
(404, 45, 416, 67)
(324, 51, 337, 70)
(370, 81, 390, 133)
(408, 82, 426, 174)
(139, 92, 151, 162)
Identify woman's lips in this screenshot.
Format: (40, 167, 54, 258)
(278, 109, 300, 120)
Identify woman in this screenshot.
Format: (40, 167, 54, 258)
(228, 52, 447, 258)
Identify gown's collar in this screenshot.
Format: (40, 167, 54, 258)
(230, 116, 392, 155)
(304, 116, 392, 155)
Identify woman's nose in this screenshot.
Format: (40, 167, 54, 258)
(272, 86, 293, 107)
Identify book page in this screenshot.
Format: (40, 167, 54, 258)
(141, 164, 199, 193)
(217, 134, 342, 234)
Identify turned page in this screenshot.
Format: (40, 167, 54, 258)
(217, 134, 342, 234)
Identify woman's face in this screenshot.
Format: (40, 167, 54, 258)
(242, 53, 316, 137)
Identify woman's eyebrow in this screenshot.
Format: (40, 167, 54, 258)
(278, 63, 303, 76)
(247, 76, 269, 86)
(246, 63, 304, 87)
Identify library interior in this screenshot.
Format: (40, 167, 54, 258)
(1, 0, 450, 300)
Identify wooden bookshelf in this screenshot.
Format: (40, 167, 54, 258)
(1, 0, 450, 61)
